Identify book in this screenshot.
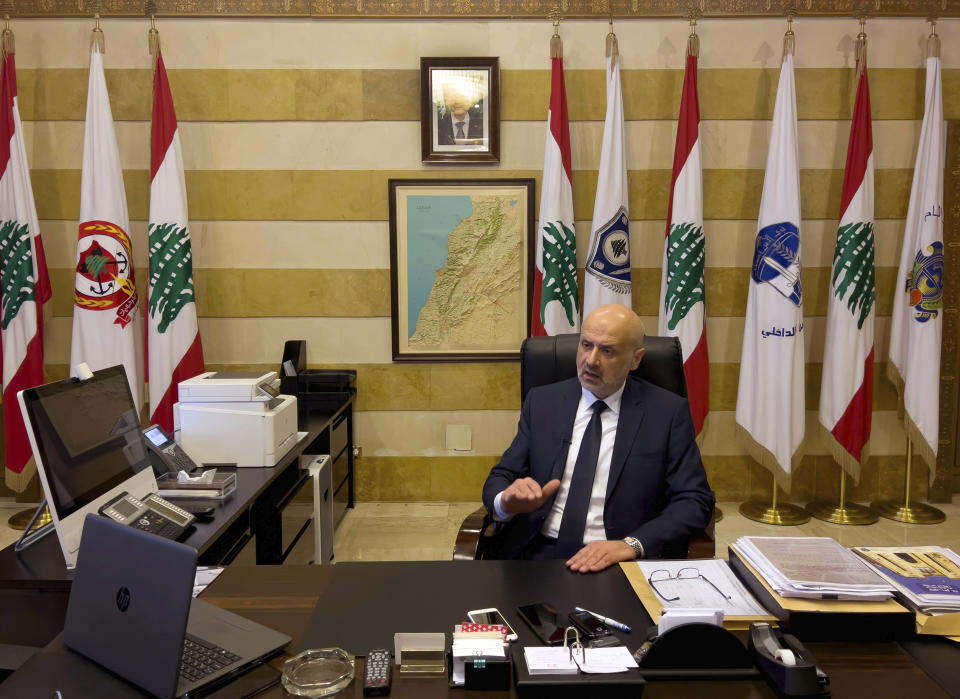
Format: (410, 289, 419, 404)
(852, 546, 960, 615)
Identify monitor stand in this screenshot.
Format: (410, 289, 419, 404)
(13, 500, 55, 553)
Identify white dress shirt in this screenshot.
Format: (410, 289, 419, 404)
(493, 382, 625, 544)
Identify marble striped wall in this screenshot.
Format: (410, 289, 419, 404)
(7, 16, 959, 502)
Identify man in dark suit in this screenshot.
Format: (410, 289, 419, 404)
(436, 82, 484, 145)
(482, 304, 715, 572)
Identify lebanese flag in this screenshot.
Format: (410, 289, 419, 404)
(70, 43, 144, 410)
(658, 48, 708, 436)
(735, 49, 805, 491)
(148, 50, 204, 433)
(583, 47, 630, 315)
(531, 55, 578, 336)
(819, 60, 876, 480)
(887, 51, 944, 473)
(0, 49, 51, 490)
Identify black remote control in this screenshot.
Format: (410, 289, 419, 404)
(363, 649, 392, 696)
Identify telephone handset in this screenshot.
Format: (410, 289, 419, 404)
(142, 424, 201, 474)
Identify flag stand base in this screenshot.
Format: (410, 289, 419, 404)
(714, 507, 723, 523)
(871, 436, 946, 523)
(806, 501, 877, 525)
(870, 500, 945, 524)
(738, 501, 809, 525)
(8, 506, 50, 531)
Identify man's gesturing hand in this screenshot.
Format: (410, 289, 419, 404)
(499, 477, 561, 515)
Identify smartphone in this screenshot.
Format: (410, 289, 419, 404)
(466, 607, 518, 642)
(568, 610, 612, 639)
(516, 602, 567, 646)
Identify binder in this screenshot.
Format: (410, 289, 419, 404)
(728, 547, 915, 641)
(511, 645, 646, 698)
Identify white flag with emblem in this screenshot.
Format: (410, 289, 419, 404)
(735, 48, 805, 491)
(148, 49, 204, 433)
(887, 50, 944, 473)
(70, 42, 144, 410)
(583, 44, 630, 315)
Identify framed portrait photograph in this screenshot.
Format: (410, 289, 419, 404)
(420, 57, 500, 163)
(389, 179, 534, 361)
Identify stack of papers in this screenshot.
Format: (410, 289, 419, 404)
(523, 646, 637, 675)
(852, 546, 960, 615)
(732, 537, 894, 601)
(633, 559, 770, 617)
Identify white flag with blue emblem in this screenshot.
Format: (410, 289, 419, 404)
(735, 49, 805, 491)
(583, 46, 630, 315)
(887, 50, 944, 473)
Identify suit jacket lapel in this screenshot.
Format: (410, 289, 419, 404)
(606, 378, 645, 500)
(547, 380, 583, 482)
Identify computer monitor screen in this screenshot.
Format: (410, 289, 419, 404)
(19, 365, 151, 522)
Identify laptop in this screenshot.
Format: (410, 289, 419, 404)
(63, 514, 290, 698)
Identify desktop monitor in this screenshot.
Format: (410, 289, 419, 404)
(18, 364, 157, 569)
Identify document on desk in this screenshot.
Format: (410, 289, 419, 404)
(632, 559, 770, 617)
(733, 537, 894, 600)
(193, 566, 224, 597)
(523, 646, 637, 675)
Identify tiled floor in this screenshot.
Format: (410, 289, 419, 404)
(4, 499, 960, 563)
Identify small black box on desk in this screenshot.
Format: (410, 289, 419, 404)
(728, 547, 916, 642)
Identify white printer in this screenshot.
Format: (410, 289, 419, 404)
(173, 371, 298, 467)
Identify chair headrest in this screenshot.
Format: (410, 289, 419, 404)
(520, 333, 688, 402)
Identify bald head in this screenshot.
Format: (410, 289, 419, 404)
(576, 305, 646, 399)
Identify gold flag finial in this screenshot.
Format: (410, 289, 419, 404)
(605, 0, 618, 59)
(90, 0, 104, 53)
(146, 0, 159, 61)
(687, 16, 699, 58)
(1, 0, 14, 57)
(782, 11, 795, 59)
(549, 5, 562, 59)
(854, 16, 867, 80)
(926, 18, 940, 59)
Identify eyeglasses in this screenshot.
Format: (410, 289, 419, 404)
(647, 567, 732, 603)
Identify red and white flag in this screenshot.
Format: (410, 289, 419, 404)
(531, 46, 578, 336)
(583, 37, 630, 315)
(658, 40, 708, 436)
(70, 41, 144, 410)
(148, 50, 204, 433)
(0, 47, 51, 491)
(887, 46, 944, 473)
(819, 54, 876, 480)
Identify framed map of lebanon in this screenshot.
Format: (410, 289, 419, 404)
(389, 179, 534, 361)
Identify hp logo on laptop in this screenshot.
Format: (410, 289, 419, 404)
(116, 586, 131, 612)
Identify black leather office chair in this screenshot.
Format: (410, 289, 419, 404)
(453, 332, 716, 560)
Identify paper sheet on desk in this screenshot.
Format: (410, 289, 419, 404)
(620, 560, 776, 630)
(193, 566, 224, 597)
(523, 646, 637, 675)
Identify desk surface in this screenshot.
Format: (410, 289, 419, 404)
(197, 562, 958, 699)
(0, 405, 349, 590)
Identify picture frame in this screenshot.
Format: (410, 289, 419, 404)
(389, 178, 534, 361)
(420, 57, 500, 163)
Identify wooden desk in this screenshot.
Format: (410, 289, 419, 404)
(197, 562, 959, 699)
(0, 399, 353, 645)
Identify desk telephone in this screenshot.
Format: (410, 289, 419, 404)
(99, 490, 196, 540)
(142, 424, 201, 474)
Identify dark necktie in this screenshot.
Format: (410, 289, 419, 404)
(455, 121, 466, 139)
(556, 400, 607, 557)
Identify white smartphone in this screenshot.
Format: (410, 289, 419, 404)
(467, 607, 518, 642)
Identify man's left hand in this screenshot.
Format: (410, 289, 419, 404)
(565, 540, 636, 573)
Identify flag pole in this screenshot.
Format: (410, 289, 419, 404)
(738, 14, 808, 526)
(869, 19, 945, 526)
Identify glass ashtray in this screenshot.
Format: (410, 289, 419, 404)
(282, 647, 355, 697)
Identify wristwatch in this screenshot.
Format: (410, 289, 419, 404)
(622, 536, 643, 559)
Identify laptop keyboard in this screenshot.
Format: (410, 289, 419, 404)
(179, 634, 242, 683)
